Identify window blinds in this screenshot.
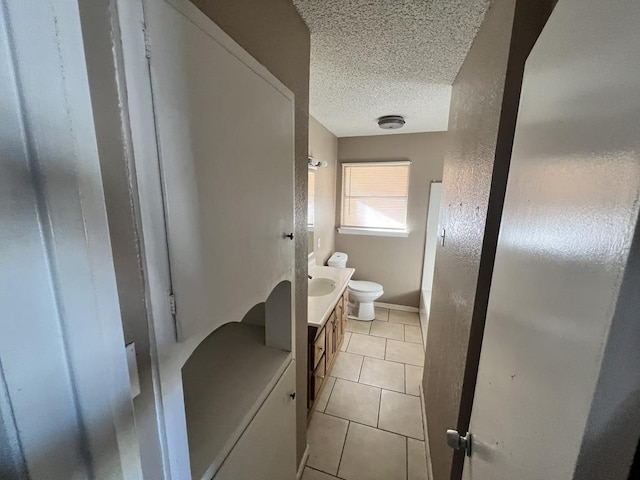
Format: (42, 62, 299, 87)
(341, 162, 410, 230)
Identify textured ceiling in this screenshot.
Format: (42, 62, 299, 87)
(293, 0, 492, 137)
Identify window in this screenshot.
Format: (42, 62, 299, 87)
(339, 161, 410, 237)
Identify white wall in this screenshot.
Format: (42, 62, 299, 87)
(0, 1, 141, 478)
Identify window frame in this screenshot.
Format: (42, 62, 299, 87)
(338, 160, 411, 238)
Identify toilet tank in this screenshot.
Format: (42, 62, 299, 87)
(327, 252, 348, 268)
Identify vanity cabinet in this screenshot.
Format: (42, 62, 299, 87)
(308, 288, 350, 410)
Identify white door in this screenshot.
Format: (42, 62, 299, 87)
(460, 0, 640, 479)
(213, 362, 296, 480)
(144, 0, 295, 341)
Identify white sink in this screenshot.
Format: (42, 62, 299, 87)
(308, 277, 336, 297)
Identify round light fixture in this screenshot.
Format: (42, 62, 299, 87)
(378, 115, 405, 130)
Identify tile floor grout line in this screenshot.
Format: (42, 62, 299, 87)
(406, 436, 409, 480)
(378, 387, 427, 441)
(318, 410, 420, 442)
(369, 333, 405, 341)
(304, 466, 347, 480)
(404, 364, 408, 395)
(343, 332, 352, 351)
(359, 383, 405, 395)
(345, 343, 423, 368)
(322, 376, 338, 413)
(402, 364, 406, 394)
(335, 420, 351, 479)
(377, 387, 382, 428)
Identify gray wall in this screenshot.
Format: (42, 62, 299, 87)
(465, 0, 640, 476)
(336, 133, 447, 307)
(422, 0, 554, 478)
(173, 0, 311, 464)
(309, 116, 338, 265)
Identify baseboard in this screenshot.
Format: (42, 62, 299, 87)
(296, 443, 310, 480)
(374, 302, 419, 313)
(420, 385, 434, 480)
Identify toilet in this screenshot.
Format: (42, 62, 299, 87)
(327, 252, 384, 321)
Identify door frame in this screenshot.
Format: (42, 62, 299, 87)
(1, 1, 142, 478)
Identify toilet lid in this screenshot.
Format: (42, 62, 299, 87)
(349, 280, 383, 293)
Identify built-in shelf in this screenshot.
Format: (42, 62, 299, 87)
(182, 322, 291, 480)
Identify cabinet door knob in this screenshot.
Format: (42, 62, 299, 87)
(289, 392, 296, 399)
(285, 232, 294, 240)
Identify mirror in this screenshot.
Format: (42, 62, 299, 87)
(308, 171, 315, 256)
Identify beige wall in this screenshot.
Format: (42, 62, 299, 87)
(422, 1, 554, 478)
(336, 133, 447, 308)
(309, 116, 338, 265)
(178, 0, 310, 464)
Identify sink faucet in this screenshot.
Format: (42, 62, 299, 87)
(308, 275, 313, 280)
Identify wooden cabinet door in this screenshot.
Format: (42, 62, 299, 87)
(311, 328, 325, 370)
(311, 355, 326, 401)
(326, 312, 336, 365)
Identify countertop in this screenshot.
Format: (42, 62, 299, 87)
(307, 265, 355, 329)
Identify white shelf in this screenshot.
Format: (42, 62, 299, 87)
(182, 322, 291, 480)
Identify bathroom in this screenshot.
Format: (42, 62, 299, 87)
(5, 1, 639, 480)
(304, 115, 446, 478)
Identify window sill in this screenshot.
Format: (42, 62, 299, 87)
(337, 227, 409, 238)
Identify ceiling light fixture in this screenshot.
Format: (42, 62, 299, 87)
(378, 115, 406, 130)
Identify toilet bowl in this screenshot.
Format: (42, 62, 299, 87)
(327, 252, 384, 322)
(348, 280, 384, 321)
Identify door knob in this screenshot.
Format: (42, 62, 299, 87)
(285, 232, 294, 240)
(446, 429, 472, 456)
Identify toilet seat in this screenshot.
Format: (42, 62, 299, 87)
(348, 280, 383, 294)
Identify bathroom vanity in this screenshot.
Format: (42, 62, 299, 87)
(307, 265, 355, 411)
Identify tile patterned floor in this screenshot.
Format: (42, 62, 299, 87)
(305, 307, 428, 480)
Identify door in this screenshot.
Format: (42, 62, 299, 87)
(144, 0, 295, 341)
(460, 1, 640, 479)
(1, 1, 141, 478)
(213, 362, 296, 480)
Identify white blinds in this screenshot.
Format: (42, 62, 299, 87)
(341, 162, 410, 230)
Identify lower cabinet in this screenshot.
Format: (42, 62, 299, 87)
(214, 361, 296, 480)
(308, 289, 349, 411)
